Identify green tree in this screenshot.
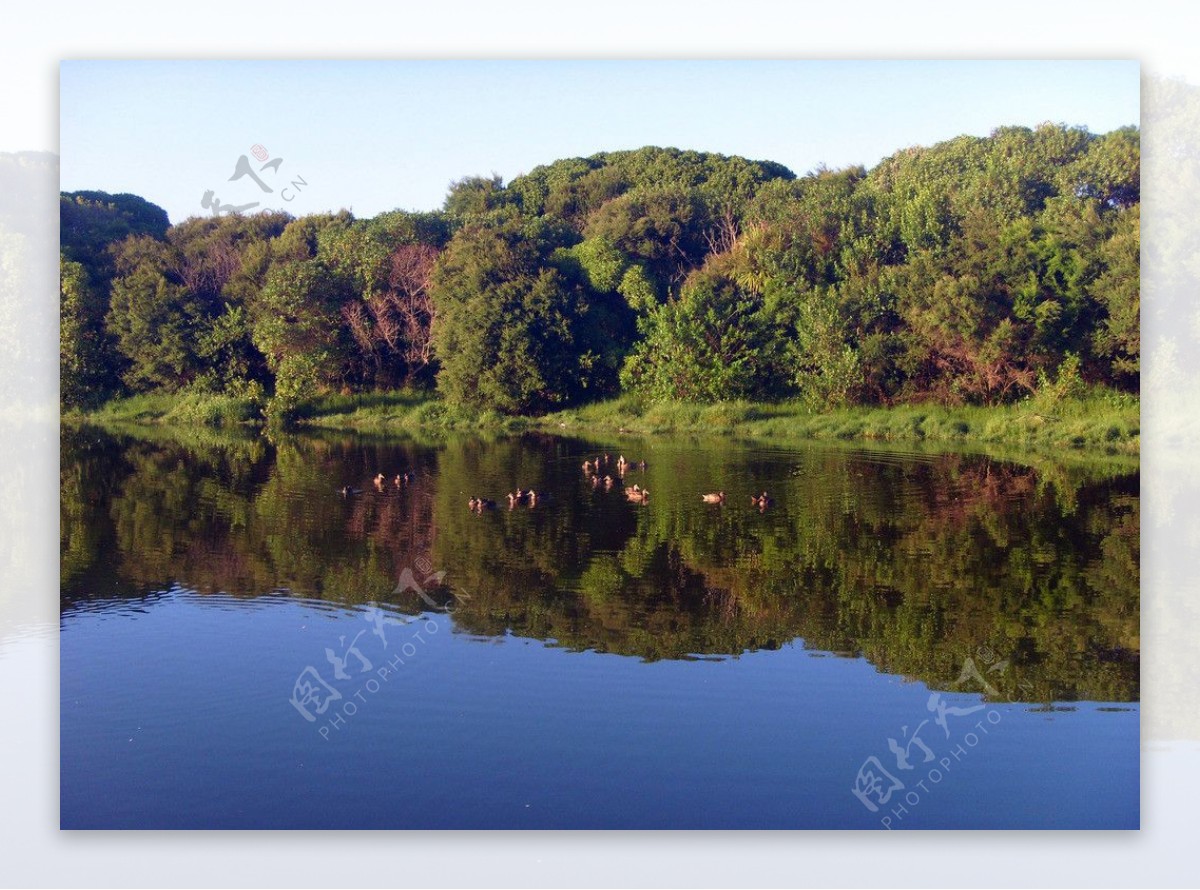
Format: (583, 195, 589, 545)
(252, 259, 357, 422)
(60, 258, 111, 408)
(620, 253, 782, 401)
(583, 187, 713, 299)
(443, 174, 514, 217)
(1091, 205, 1140, 382)
(59, 191, 171, 405)
(430, 216, 594, 414)
(106, 236, 204, 391)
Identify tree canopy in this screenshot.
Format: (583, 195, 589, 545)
(62, 131, 1139, 418)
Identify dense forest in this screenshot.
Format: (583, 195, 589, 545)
(60, 124, 1140, 422)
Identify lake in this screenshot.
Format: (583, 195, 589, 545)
(60, 425, 1139, 828)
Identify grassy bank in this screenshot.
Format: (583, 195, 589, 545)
(72, 386, 1139, 457)
(70, 391, 263, 428)
(70, 389, 535, 435)
(546, 388, 1140, 456)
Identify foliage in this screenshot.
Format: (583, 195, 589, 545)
(63, 127, 1139, 421)
(620, 253, 781, 401)
(252, 259, 357, 422)
(429, 215, 603, 414)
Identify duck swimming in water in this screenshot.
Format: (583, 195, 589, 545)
(701, 491, 726, 504)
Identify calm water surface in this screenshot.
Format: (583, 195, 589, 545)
(60, 427, 1139, 828)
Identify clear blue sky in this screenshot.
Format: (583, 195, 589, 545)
(60, 60, 1140, 224)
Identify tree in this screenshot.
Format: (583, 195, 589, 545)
(620, 253, 783, 402)
(60, 258, 111, 408)
(342, 242, 441, 387)
(59, 191, 171, 405)
(105, 236, 204, 391)
(103, 214, 290, 396)
(583, 187, 713, 298)
(1090, 205, 1140, 383)
(252, 259, 356, 421)
(430, 216, 593, 414)
(443, 174, 513, 217)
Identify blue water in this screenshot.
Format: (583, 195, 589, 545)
(60, 592, 1138, 829)
(59, 430, 1140, 828)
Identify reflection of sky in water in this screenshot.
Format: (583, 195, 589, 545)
(61, 589, 1138, 829)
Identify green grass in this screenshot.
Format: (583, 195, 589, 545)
(73, 386, 1139, 458)
(290, 389, 533, 436)
(75, 390, 262, 427)
(543, 388, 1140, 456)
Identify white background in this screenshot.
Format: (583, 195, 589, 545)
(1, 2, 1196, 887)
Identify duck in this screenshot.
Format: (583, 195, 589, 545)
(582, 460, 594, 473)
(339, 485, 361, 496)
(637, 460, 648, 471)
(373, 473, 386, 490)
(751, 491, 773, 508)
(625, 486, 650, 503)
(473, 497, 495, 511)
(603, 475, 614, 490)
(468, 496, 479, 510)
(527, 489, 539, 506)
(701, 491, 726, 504)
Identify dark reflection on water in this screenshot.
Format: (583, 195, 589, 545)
(62, 425, 1139, 704)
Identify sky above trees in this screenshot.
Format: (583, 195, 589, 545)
(59, 61, 1139, 223)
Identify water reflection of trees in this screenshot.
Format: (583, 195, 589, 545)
(61, 426, 1139, 702)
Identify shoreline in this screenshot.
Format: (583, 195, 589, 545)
(67, 389, 1140, 462)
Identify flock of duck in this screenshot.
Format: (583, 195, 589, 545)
(339, 471, 414, 496)
(468, 489, 542, 512)
(700, 490, 774, 511)
(582, 452, 651, 503)
(465, 452, 774, 513)
(340, 453, 774, 513)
